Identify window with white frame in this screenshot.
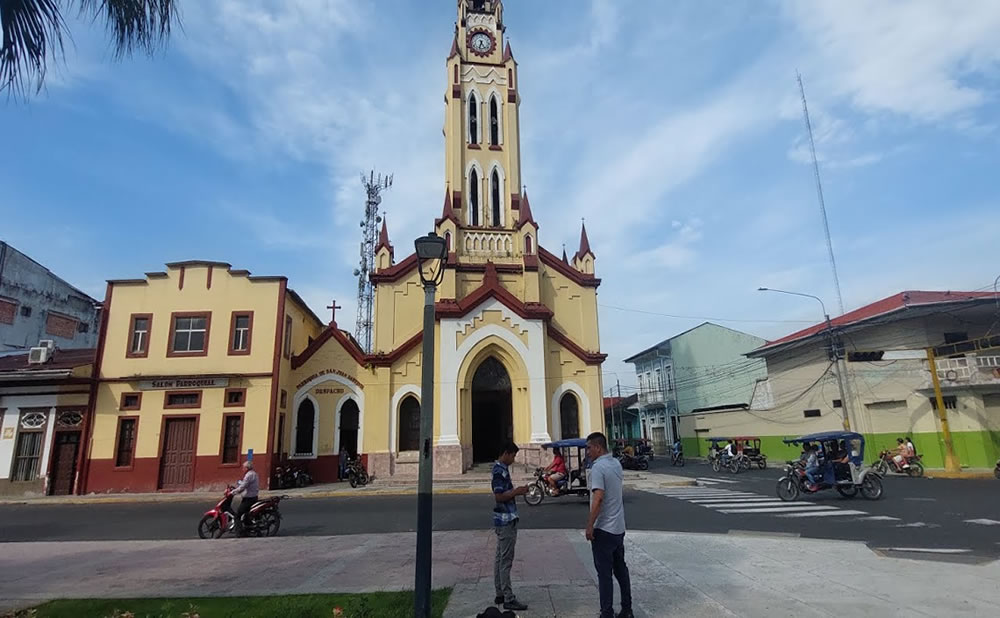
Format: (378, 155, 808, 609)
(468, 92, 480, 145)
(172, 315, 208, 353)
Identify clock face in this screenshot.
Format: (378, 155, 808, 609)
(469, 31, 494, 55)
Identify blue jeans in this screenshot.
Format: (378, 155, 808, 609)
(805, 465, 820, 485)
(591, 529, 632, 618)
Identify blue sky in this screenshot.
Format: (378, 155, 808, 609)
(2, 0, 999, 389)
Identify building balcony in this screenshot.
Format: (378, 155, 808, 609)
(460, 229, 520, 264)
(639, 390, 666, 406)
(924, 354, 1000, 389)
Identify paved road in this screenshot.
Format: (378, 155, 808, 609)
(2, 459, 998, 558)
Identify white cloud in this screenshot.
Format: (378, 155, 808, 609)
(786, 0, 1000, 122)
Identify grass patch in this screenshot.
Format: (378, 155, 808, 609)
(6, 590, 451, 618)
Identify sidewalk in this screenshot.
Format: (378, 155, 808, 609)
(2, 529, 998, 617)
(0, 472, 695, 506)
(924, 467, 996, 480)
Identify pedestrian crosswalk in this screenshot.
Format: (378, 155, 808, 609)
(693, 477, 739, 485)
(642, 486, 872, 520)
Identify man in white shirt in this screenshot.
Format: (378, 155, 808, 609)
(585, 431, 633, 618)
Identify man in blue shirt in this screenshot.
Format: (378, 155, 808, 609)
(586, 431, 633, 618)
(491, 441, 529, 611)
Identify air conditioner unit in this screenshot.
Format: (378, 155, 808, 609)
(28, 347, 50, 365)
(38, 339, 55, 351)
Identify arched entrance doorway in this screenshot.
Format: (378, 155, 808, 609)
(472, 356, 513, 463)
(294, 399, 316, 456)
(338, 399, 360, 456)
(560, 393, 580, 439)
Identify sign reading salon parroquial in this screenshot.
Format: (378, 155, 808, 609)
(137, 377, 230, 391)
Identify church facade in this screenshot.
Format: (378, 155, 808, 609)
(288, 0, 605, 478)
(77, 0, 605, 494)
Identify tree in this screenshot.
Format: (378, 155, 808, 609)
(1, 0, 178, 99)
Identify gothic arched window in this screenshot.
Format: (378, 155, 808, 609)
(468, 93, 479, 145)
(491, 169, 502, 227)
(490, 96, 500, 146)
(399, 396, 421, 452)
(524, 234, 533, 255)
(470, 169, 480, 226)
(560, 393, 580, 439)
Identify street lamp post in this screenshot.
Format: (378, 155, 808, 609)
(758, 287, 852, 431)
(413, 232, 448, 618)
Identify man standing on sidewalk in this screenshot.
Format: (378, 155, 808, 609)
(491, 441, 529, 612)
(585, 431, 633, 618)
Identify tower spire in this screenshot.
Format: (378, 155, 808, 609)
(575, 221, 594, 260)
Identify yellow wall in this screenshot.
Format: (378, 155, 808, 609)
(90, 377, 273, 459)
(101, 265, 280, 378)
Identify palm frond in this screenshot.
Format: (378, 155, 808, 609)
(0, 0, 68, 98)
(78, 0, 177, 59)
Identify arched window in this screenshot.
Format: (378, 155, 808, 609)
(294, 399, 316, 456)
(490, 96, 500, 146)
(445, 231, 452, 252)
(560, 393, 580, 439)
(399, 396, 421, 452)
(468, 93, 479, 145)
(491, 169, 502, 227)
(469, 169, 480, 226)
(524, 234, 533, 255)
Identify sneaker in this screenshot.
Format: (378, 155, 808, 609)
(503, 599, 528, 611)
(494, 596, 503, 605)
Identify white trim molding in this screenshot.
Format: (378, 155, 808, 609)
(290, 393, 320, 459)
(551, 382, 591, 440)
(439, 297, 550, 445)
(293, 373, 365, 456)
(333, 393, 362, 455)
(389, 385, 421, 454)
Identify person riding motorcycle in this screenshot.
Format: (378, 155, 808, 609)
(542, 447, 568, 496)
(721, 440, 734, 466)
(803, 444, 821, 490)
(891, 438, 911, 471)
(234, 460, 259, 536)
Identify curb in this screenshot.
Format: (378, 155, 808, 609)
(924, 470, 997, 480)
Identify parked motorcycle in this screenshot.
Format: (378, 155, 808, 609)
(275, 461, 313, 489)
(617, 453, 649, 471)
(346, 456, 369, 488)
(872, 450, 924, 478)
(198, 487, 287, 539)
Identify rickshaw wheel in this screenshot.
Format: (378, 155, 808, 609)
(776, 478, 799, 502)
(836, 485, 857, 499)
(524, 483, 544, 506)
(711, 460, 721, 473)
(861, 475, 883, 500)
(757, 458, 767, 470)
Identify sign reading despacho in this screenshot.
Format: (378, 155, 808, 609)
(138, 377, 230, 391)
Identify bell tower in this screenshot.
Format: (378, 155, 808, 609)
(442, 0, 526, 253)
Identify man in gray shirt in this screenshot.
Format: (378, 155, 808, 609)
(585, 431, 633, 618)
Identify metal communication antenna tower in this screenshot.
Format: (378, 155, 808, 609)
(797, 72, 846, 316)
(353, 170, 393, 354)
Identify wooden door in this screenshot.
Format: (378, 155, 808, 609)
(49, 432, 80, 496)
(158, 418, 197, 491)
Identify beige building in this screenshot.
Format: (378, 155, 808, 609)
(679, 291, 1000, 469)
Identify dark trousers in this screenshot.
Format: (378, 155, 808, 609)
(591, 529, 632, 617)
(236, 495, 257, 534)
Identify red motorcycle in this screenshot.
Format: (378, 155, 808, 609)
(198, 486, 287, 539)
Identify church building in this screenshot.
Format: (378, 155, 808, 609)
(291, 0, 606, 478)
(78, 0, 605, 493)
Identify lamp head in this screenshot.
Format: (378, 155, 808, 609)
(414, 232, 448, 287)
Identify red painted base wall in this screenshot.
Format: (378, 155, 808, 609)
(82, 453, 368, 494)
(85, 454, 274, 494)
